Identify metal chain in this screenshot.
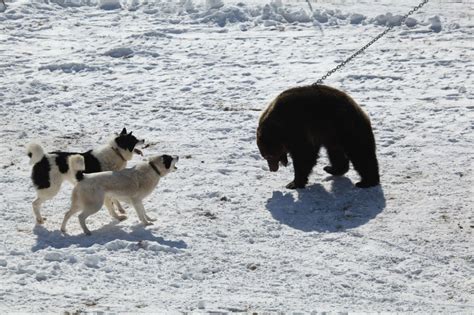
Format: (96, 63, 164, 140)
(306, 0, 314, 13)
(313, 0, 430, 86)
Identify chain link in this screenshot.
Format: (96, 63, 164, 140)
(313, 0, 430, 86)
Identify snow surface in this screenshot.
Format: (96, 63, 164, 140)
(0, 0, 473, 312)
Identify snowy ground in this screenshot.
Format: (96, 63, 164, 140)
(0, 0, 473, 312)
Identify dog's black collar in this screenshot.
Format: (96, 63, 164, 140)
(149, 162, 161, 176)
(112, 147, 126, 162)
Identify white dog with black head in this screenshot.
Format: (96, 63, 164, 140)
(61, 154, 179, 235)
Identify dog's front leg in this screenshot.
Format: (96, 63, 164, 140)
(131, 200, 152, 226)
(32, 197, 46, 224)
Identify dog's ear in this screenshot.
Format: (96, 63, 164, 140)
(121, 128, 127, 135)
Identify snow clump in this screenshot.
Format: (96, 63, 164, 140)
(84, 255, 102, 268)
(199, 6, 250, 27)
(429, 16, 442, 32)
(313, 10, 329, 23)
(44, 252, 65, 262)
(104, 47, 134, 58)
(206, 0, 224, 10)
(350, 13, 366, 25)
(405, 17, 418, 28)
(99, 0, 121, 10)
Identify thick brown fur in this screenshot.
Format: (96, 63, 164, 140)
(257, 85, 380, 189)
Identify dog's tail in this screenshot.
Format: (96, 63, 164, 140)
(26, 143, 45, 165)
(69, 155, 86, 182)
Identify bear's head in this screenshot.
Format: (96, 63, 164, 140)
(257, 122, 288, 172)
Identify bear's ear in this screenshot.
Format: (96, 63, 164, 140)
(121, 128, 127, 135)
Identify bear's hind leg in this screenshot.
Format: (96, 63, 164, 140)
(324, 146, 349, 176)
(287, 142, 320, 189)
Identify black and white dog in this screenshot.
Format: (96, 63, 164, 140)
(27, 128, 144, 224)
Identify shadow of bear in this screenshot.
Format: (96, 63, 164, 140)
(266, 177, 386, 232)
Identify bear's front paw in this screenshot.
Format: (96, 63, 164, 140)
(286, 181, 306, 189)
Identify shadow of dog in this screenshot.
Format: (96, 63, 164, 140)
(31, 222, 187, 252)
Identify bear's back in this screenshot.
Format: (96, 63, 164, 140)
(267, 85, 365, 123)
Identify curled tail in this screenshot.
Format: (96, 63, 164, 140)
(69, 155, 86, 182)
(26, 143, 45, 165)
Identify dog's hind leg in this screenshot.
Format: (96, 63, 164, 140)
(78, 199, 103, 235)
(61, 205, 80, 233)
(32, 183, 62, 224)
(61, 188, 81, 233)
(131, 200, 152, 226)
(104, 197, 127, 221)
(78, 212, 93, 235)
(112, 199, 127, 214)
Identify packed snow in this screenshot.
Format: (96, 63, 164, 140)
(0, 0, 473, 312)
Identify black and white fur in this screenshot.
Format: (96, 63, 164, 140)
(61, 154, 179, 235)
(27, 128, 144, 224)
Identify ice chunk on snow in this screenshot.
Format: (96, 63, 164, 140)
(261, 4, 284, 22)
(405, 17, 418, 28)
(67, 255, 78, 264)
(263, 20, 278, 27)
(147, 243, 181, 254)
(350, 13, 366, 25)
(206, 0, 224, 10)
(239, 23, 249, 31)
(200, 6, 249, 27)
(429, 16, 442, 33)
(44, 252, 65, 262)
(280, 8, 311, 23)
(49, 0, 86, 8)
(197, 300, 206, 309)
(313, 10, 329, 23)
(184, 0, 196, 13)
(104, 47, 134, 58)
(387, 14, 403, 26)
(271, 0, 283, 8)
(99, 0, 121, 10)
(374, 14, 388, 26)
(39, 63, 99, 73)
(84, 255, 102, 268)
(105, 240, 128, 251)
(36, 273, 47, 281)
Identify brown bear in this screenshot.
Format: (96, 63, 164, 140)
(257, 85, 380, 189)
